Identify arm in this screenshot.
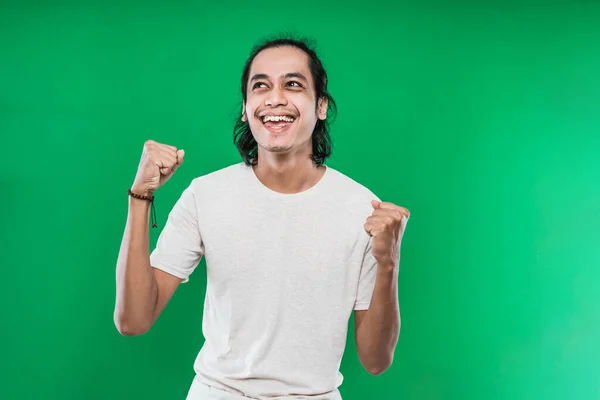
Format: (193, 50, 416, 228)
(356, 199, 409, 375)
(114, 140, 186, 336)
(354, 263, 400, 376)
(113, 196, 183, 336)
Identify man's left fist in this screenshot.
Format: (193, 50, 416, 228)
(364, 200, 410, 267)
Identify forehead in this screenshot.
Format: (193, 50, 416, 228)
(249, 46, 311, 82)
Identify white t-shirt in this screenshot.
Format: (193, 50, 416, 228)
(150, 161, 381, 399)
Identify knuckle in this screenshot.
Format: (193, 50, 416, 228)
(159, 143, 176, 152)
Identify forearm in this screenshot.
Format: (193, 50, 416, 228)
(356, 264, 400, 374)
(114, 197, 158, 336)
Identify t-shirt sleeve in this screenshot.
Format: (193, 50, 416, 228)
(149, 185, 204, 283)
(354, 235, 378, 310)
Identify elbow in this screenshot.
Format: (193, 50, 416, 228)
(113, 312, 150, 337)
(366, 357, 393, 376)
(115, 324, 148, 337)
(368, 362, 391, 376)
(367, 360, 392, 376)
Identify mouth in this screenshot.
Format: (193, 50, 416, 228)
(260, 114, 296, 135)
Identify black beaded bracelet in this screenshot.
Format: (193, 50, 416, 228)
(127, 189, 158, 228)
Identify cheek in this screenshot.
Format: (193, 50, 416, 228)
(293, 97, 316, 118)
(244, 103, 260, 123)
(245, 103, 264, 131)
(247, 117, 262, 132)
(303, 104, 321, 125)
(245, 94, 259, 113)
(244, 102, 255, 116)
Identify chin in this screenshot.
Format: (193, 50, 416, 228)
(266, 145, 293, 153)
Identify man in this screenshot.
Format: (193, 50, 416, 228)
(114, 36, 410, 400)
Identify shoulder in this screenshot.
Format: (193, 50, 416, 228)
(325, 165, 381, 203)
(187, 161, 247, 192)
(324, 166, 381, 219)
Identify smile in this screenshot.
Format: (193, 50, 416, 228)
(260, 114, 296, 135)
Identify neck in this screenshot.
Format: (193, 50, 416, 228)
(252, 156, 326, 194)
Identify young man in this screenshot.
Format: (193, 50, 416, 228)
(114, 37, 410, 400)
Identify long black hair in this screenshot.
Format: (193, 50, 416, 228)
(233, 34, 337, 166)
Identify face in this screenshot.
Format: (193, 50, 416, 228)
(242, 46, 328, 157)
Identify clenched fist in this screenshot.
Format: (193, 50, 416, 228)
(364, 200, 410, 268)
(131, 140, 184, 196)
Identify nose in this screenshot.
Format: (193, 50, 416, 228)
(265, 86, 287, 107)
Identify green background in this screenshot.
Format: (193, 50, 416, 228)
(2, 1, 599, 399)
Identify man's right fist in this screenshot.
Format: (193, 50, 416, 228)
(131, 140, 184, 196)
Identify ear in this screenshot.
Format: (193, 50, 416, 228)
(317, 97, 328, 120)
(241, 103, 247, 122)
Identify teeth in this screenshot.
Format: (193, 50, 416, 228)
(262, 115, 295, 123)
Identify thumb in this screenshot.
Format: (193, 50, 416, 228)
(171, 149, 185, 173)
(371, 200, 381, 209)
(163, 149, 185, 180)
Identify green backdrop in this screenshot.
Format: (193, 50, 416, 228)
(2, 1, 599, 399)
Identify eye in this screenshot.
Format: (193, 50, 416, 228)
(252, 82, 267, 89)
(287, 81, 303, 88)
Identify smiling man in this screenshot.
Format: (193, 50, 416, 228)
(114, 36, 410, 400)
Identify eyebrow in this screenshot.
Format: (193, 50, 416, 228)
(250, 72, 309, 83)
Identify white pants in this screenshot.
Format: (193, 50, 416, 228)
(186, 376, 343, 400)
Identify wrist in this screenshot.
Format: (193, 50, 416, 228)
(127, 188, 158, 228)
(130, 185, 154, 198)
